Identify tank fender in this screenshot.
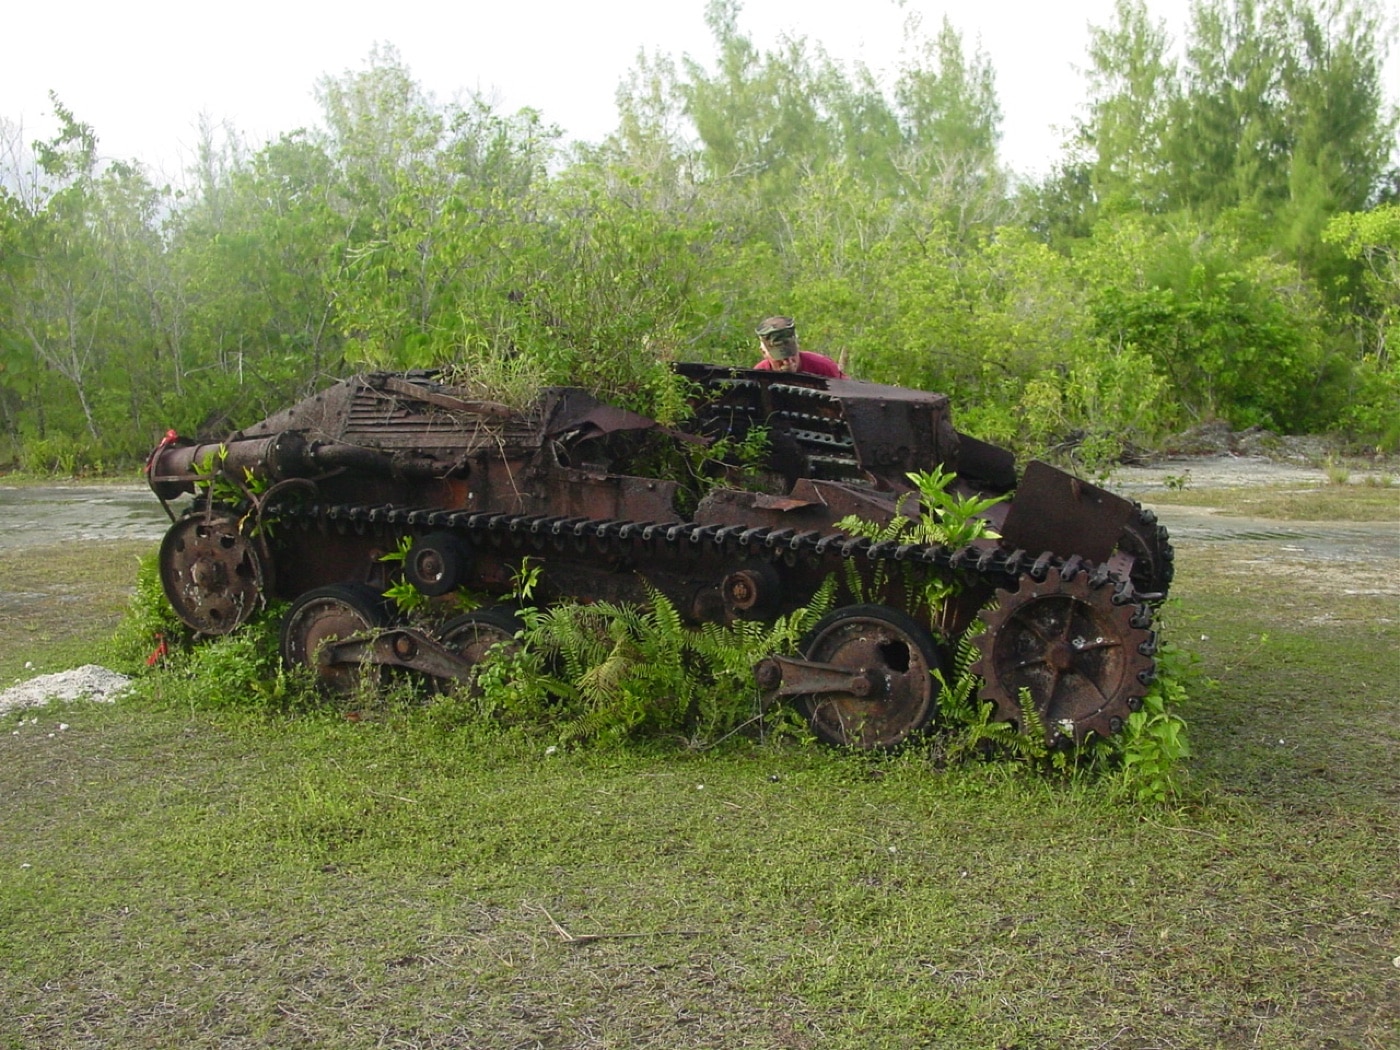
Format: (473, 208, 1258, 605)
(999, 460, 1135, 564)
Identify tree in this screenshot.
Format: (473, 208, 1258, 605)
(0, 100, 166, 449)
(170, 128, 348, 428)
(892, 13, 1005, 227)
(1165, 0, 1396, 230)
(1078, 218, 1328, 429)
(677, 0, 849, 229)
(1322, 204, 1400, 445)
(1077, 0, 1179, 215)
(1270, 0, 1399, 282)
(1324, 203, 1400, 360)
(597, 49, 702, 208)
(314, 44, 448, 226)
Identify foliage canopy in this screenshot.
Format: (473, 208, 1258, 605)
(1, 0, 1397, 470)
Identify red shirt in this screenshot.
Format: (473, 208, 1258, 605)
(753, 351, 845, 378)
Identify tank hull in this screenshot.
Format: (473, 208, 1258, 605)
(146, 364, 1169, 747)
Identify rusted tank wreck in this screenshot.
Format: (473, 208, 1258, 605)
(145, 363, 1172, 749)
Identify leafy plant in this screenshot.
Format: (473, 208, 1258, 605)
(510, 557, 543, 604)
(475, 580, 835, 748)
(837, 465, 1006, 611)
(190, 444, 230, 493)
(837, 466, 1003, 549)
(117, 597, 301, 714)
(377, 536, 429, 616)
(644, 422, 775, 516)
(187, 445, 274, 511)
(1111, 631, 1199, 804)
(16, 434, 92, 476)
(176, 614, 292, 710)
(699, 427, 775, 508)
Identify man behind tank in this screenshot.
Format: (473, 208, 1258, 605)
(752, 316, 845, 378)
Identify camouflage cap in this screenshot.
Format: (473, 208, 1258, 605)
(756, 315, 796, 338)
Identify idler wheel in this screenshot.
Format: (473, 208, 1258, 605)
(797, 604, 944, 750)
(403, 532, 472, 597)
(158, 507, 273, 635)
(280, 583, 391, 694)
(434, 606, 524, 695)
(971, 566, 1156, 744)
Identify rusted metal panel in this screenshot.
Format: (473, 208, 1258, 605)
(694, 478, 903, 530)
(955, 431, 1017, 492)
(999, 460, 1135, 563)
(534, 469, 680, 522)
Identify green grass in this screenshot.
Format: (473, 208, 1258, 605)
(1146, 481, 1399, 521)
(0, 540, 152, 683)
(1, 485, 1397, 1049)
(4, 702, 1395, 1048)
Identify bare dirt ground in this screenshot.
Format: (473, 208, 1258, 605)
(0, 483, 178, 549)
(1110, 452, 1376, 491)
(1107, 455, 1400, 604)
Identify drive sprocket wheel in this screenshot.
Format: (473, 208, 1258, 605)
(159, 506, 273, 635)
(1115, 503, 1174, 601)
(970, 566, 1155, 744)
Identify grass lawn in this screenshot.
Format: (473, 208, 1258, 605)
(1, 485, 1396, 1049)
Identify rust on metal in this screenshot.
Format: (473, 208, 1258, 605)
(1000, 460, 1135, 564)
(146, 362, 1171, 749)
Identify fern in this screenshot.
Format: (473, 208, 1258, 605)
(934, 630, 1055, 768)
(688, 577, 838, 737)
(936, 676, 1031, 766)
(531, 590, 698, 745)
(474, 577, 839, 748)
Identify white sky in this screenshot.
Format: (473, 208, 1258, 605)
(0, 0, 1245, 184)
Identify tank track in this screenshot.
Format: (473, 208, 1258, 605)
(266, 498, 1159, 737)
(267, 497, 1152, 607)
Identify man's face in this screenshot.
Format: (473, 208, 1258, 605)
(761, 336, 799, 372)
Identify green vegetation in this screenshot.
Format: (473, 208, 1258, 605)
(469, 584, 830, 749)
(1146, 479, 1400, 520)
(2, 479, 1397, 1047)
(835, 466, 1006, 609)
(0, 540, 152, 683)
(2, 0, 1398, 1037)
(2, 0, 1398, 476)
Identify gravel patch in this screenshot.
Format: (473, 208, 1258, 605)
(1110, 454, 1333, 492)
(0, 664, 131, 715)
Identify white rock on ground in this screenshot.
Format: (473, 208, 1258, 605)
(0, 665, 131, 715)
